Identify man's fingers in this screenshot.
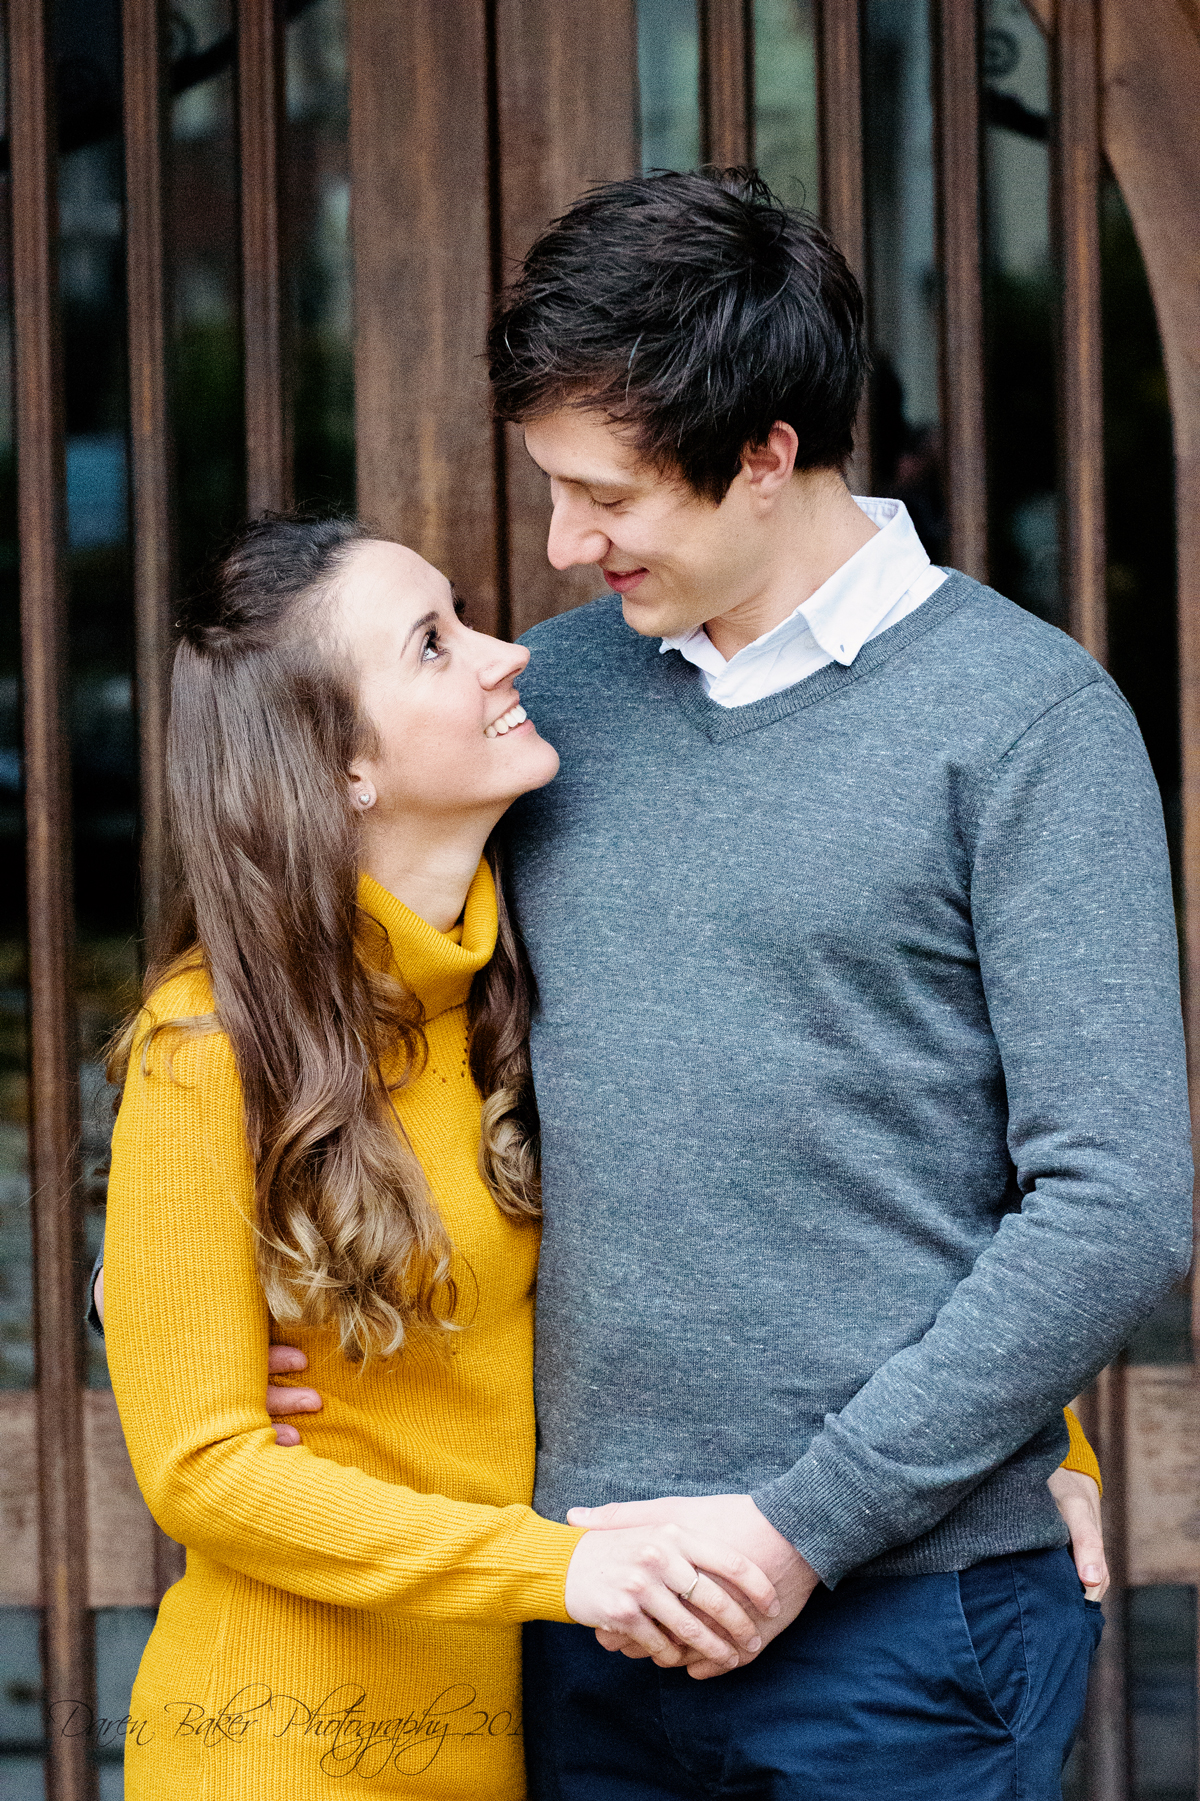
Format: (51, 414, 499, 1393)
(682, 1574, 764, 1652)
(265, 1384, 321, 1416)
(267, 1345, 308, 1374)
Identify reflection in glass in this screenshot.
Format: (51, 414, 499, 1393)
(170, 0, 244, 590)
(0, 15, 29, 1395)
(982, 0, 1058, 627)
(55, 0, 138, 1392)
(638, 0, 700, 172)
(753, 0, 817, 208)
(288, 0, 354, 511)
(863, 0, 944, 552)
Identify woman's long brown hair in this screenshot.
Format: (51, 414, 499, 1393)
(108, 515, 540, 1361)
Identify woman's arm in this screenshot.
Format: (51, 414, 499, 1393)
(106, 1019, 776, 1664)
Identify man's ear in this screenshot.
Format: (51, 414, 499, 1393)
(741, 422, 800, 504)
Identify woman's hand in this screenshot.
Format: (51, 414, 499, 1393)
(265, 1345, 323, 1445)
(564, 1523, 780, 1676)
(1047, 1466, 1108, 1600)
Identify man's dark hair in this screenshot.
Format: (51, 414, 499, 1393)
(488, 168, 868, 503)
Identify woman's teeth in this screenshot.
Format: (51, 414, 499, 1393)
(485, 704, 527, 739)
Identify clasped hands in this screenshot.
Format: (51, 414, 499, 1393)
(265, 1346, 1108, 1681)
(266, 1345, 818, 1680)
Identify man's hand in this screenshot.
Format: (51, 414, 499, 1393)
(567, 1493, 819, 1679)
(265, 1346, 322, 1446)
(1048, 1467, 1108, 1600)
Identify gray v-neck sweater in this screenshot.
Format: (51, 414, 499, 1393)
(508, 573, 1192, 1586)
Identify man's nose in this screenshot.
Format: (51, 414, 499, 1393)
(546, 495, 609, 571)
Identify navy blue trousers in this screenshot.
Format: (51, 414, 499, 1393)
(523, 1547, 1103, 1800)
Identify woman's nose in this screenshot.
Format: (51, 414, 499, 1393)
(478, 635, 530, 687)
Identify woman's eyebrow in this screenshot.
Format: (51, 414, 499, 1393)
(402, 609, 439, 651)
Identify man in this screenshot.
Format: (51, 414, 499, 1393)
(481, 169, 1190, 1796)
(94, 168, 1186, 1794)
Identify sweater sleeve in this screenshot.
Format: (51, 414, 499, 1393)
(753, 679, 1190, 1583)
(1061, 1407, 1102, 1494)
(104, 1018, 583, 1625)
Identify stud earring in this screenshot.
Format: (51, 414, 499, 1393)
(357, 791, 373, 808)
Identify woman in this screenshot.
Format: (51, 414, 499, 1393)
(102, 514, 780, 1801)
(101, 512, 1107, 1796)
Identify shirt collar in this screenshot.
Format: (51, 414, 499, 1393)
(659, 497, 933, 673)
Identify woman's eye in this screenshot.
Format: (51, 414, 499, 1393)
(420, 628, 441, 662)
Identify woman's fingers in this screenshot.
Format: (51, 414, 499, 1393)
(670, 1527, 779, 1620)
(1047, 1467, 1109, 1601)
(267, 1344, 308, 1374)
(272, 1422, 301, 1447)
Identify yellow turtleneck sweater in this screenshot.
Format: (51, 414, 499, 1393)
(105, 862, 584, 1801)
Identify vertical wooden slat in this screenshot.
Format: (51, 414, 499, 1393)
(238, 0, 291, 515)
(123, 0, 175, 961)
(816, 0, 870, 491)
(699, 0, 754, 167)
(9, 3, 93, 1797)
(494, 0, 640, 635)
(348, 3, 501, 631)
(1077, 1363, 1133, 1800)
(123, 0, 188, 1600)
(932, 0, 987, 579)
(1056, 0, 1107, 665)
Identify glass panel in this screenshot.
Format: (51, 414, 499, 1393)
(55, 0, 139, 1391)
(862, 0, 944, 551)
(638, 0, 700, 172)
(982, 0, 1058, 627)
(287, 0, 353, 512)
(92, 1608, 155, 1791)
(0, 1605, 44, 1795)
(169, 0, 244, 590)
(0, 7, 29, 1395)
(752, 0, 818, 208)
(1101, 170, 1185, 1365)
(1130, 1586, 1198, 1801)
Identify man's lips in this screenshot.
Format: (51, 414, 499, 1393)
(601, 567, 648, 596)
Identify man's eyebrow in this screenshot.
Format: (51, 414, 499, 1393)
(402, 609, 439, 651)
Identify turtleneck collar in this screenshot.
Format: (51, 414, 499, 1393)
(357, 859, 498, 1020)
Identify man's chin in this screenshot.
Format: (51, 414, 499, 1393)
(620, 593, 695, 639)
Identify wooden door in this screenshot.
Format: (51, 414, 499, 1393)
(2, 4, 1198, 1797)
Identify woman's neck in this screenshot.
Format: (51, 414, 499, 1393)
(358, 817, 493, 933)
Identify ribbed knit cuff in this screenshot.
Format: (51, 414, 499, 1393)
(751, 1437, 891, 1589)
(507, 1515, 587, 1624)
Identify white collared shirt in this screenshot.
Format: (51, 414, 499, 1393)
(658, 496, 947, 708)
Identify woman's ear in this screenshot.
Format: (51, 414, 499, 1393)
(348, 772, 376, 811)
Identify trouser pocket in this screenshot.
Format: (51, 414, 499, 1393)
(957, 1555, 1031, 1732)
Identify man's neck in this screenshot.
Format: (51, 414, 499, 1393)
(703, 475, 880, 663)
